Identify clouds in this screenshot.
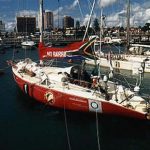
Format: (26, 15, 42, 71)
(98, 0, 118, 8)
(130, 2, 150, 26)
(1, 0, 150, 30)
(5, 22, 16, 31)
(81, 13, 97, 27)
(129, 2, 150, 26)
(104, 1, 150, 27)
(53, 6, 63, 27)
(69, 0, 78, 10)
(17, 10, 37, 17)
(2, 9, 38, 31)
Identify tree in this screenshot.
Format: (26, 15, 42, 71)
(142, 23, 150, 32)
(92, 18, 100, 33)
(119, 26, 124, 32)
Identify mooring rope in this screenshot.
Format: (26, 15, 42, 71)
(62, 91, 72, 150)
(95, 110, 101, 150)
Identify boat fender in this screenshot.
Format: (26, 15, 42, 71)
(118, 62, 120, 67)
(141, 61, 145, 69)
(134, 86, 140, 93)
(109, 71, 113, 78)
(23, 83, 29, 95)
(146, 113, 150, 120)
(45, 92, 54, 104)
(115, 61, 117, 67)
(103, 75, 108, 82)
(138, 66, 143, 74)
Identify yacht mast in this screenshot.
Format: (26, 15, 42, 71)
(83, 0, 96, 41)
(99, 7, 103, 58)
(39, 0, 43, 43)
(126, 0, 130, 51)
(58, 0, 60, 28)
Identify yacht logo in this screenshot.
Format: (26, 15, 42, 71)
(88, 100, 102, 113)
(45, 91, 55, 104)
(91, 102, 99, 109)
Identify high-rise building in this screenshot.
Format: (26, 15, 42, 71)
(43, 10, 53, 30)
(63, 16, 74, 29)
(0, 20, 5, 32)
(16, 16, 36, 33)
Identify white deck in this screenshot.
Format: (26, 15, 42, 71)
(12, 61, 116, 102)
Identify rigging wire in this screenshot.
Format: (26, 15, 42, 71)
(63, 91, 72, 150)
(77, 0, 84, 19)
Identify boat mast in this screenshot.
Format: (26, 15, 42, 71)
(82, 0, 96, 41)
(126, 0, 130, 52)
(39, 0, 43, 43)
(58, 0, 60, 29)
(99, 7, 103, 58)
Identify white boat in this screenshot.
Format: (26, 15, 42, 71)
(21, 40, 36, 49)
(85, 49, 150, 73)
(84, 0, 150, 73)
(84, 38, 150, 72)
(104, 36, 123, 45)
(129, 44, 150, 55)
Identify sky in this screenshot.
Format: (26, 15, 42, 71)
(0, 0, 150, 31)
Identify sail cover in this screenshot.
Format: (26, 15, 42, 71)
(38, 41, 86, 59)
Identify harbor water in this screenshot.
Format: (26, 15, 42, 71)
(0, 47, 150, 150)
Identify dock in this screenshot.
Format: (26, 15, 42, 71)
(2, 37, 82, 48)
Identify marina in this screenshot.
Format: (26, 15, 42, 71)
(2, 32, 150, 48)
(0, 46, 150, 150)
(0, 0, 150, 150)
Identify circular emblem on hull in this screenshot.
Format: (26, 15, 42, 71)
(91, 102, 99, 109)
(88, 100, 102, 113)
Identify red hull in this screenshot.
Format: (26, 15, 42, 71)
(13, 73, 147, 120)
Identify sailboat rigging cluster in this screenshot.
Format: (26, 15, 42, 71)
(84, 0, 150, 73)
(8, 0, 150, 120)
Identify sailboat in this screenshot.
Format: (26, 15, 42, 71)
(9, 0, 150, 120)
(21, 40, 36, 49)
(85, 0, 150, 73)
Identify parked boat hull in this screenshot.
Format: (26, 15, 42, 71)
(86, 57, 150, 73)
(13, 71, 147, 120)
